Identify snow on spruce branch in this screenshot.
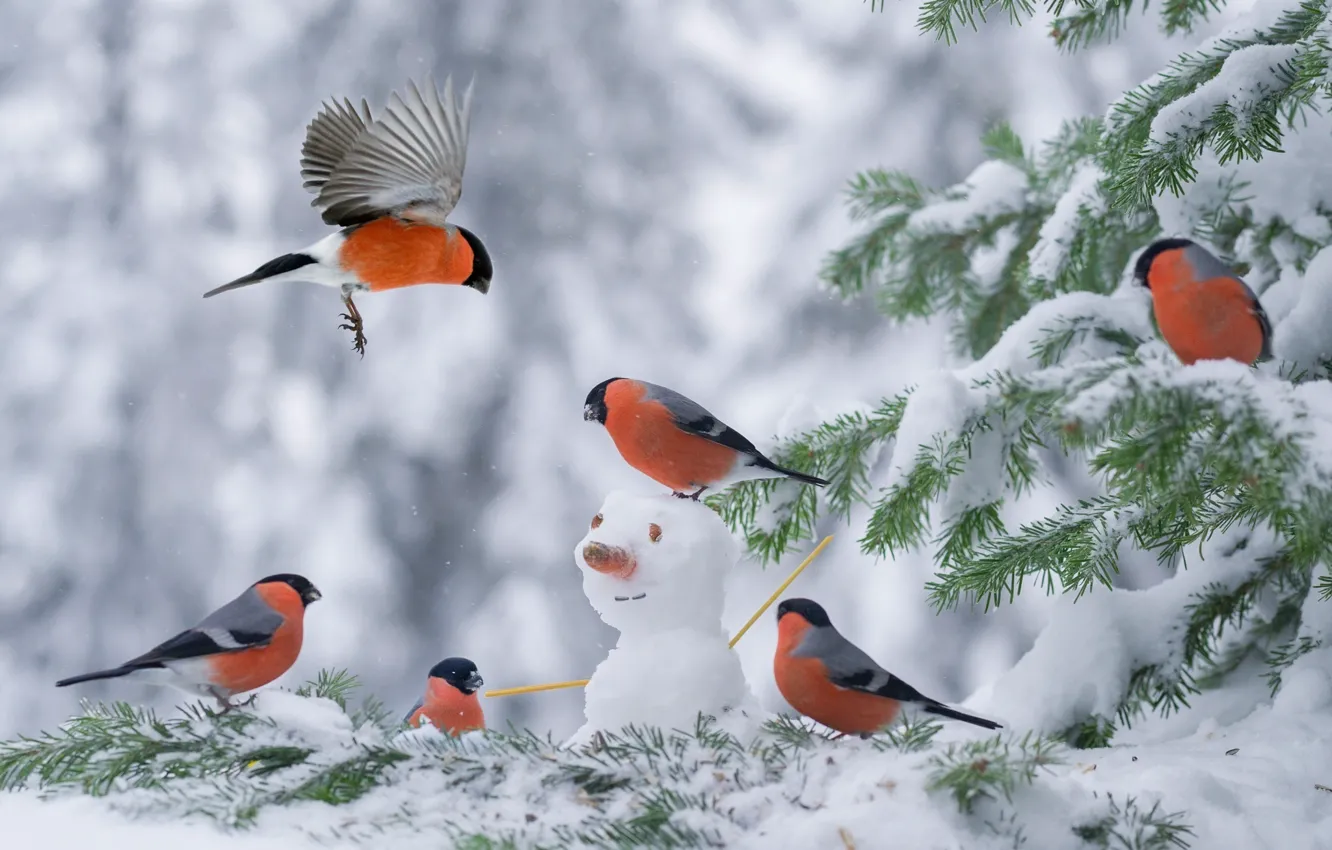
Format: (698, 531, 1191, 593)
(1103, 0, 1330, 208)
(0, 673, 1200, 848)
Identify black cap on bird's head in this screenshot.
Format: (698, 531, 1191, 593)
(776, 597, 832, 628)
(429, 656, 484, 694)
(457, 226, 492, 295)
(583, 377, 623, 424)
(256, 573, 322, 606)
(1133, 237, 1197, 289)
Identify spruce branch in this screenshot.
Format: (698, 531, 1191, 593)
(915, 0, 1038, 46)
(1266, 635, 1323, 694)
(925, 732, 1062, 814)
(872, 715, 945, 753)
(1073, 793, 1195, 849)
(927, 497, 1134, 610)
(1103, 2, 1330, 208)
(1049, 0, 1142, 52)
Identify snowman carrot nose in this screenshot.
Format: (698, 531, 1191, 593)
(582, 542, 637, 579)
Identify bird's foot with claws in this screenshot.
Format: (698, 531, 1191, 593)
(339, 296, 368, 358)
(672, 486, 709, 501)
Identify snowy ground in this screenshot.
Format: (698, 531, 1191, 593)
(3, 685, 1329, 849)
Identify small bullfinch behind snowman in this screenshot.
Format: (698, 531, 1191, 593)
(569, 490, 762, 745)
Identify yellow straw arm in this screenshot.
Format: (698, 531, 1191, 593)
(483, 534, 834, 699)
(728, 534, 833, 649)
(486, 679, 589, 698)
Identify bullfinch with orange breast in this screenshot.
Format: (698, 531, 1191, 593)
(56, 574, 320, 712)
(583, 377, 828, 499)
(774, 598, 1001, 737)
(203, 75, 492, 357)
(1133, 237, 1273, 366)
(403, 657, 486, 735)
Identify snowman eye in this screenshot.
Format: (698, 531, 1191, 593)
(591, 513, 603, 529)
(648, 523, 662, 543)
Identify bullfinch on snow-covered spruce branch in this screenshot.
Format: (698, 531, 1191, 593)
(403, 657, 486, 735)
(56, 574, 321, 712)
(774, 598, 1001, 737)
(583, 377, 828, 499)
(203, 75, 493, 357)
(1134, 237, 1273, 366)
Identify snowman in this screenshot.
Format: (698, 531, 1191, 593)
(568, 490, 763, 745)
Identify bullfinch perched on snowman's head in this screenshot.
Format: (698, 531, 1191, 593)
(56, 574, 321, 712)
(403, 657, 486, 735)
(773, 598, 1001, 737)
(583, 378, 828, 500)
(202, 75, 492, 357)
(1133, 237, 1273, 366)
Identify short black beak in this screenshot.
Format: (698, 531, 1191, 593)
(468, 278, 491, 295)
(306, 587, 323, 604)
(583, 404, 596, 422)
(465, 672, 484, 692)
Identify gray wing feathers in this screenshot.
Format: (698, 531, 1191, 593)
(793, 626, 892, 690)
(403, 698, 425, 725)
(641, 383, 723, 433)
(195, 586, 284, 644)
(301, 97, 374, 197)
(314, 74, 474, 227)
(1184, 244, 1274, 360)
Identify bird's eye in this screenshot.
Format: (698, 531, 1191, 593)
(648, 523, 662, 543)
(591, 513, 603, 529)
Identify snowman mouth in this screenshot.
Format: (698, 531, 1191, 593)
(613, 593, 648, 602)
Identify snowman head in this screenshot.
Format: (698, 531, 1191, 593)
(574, 490, 739, 636)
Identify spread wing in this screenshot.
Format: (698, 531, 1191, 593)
(311, 74, 475, 228)
(125, 587, 284, 666)
(301, 96, 375, 200)
(640, 382, 761, 457)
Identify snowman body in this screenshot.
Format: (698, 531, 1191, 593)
(569, 491, 761, 744)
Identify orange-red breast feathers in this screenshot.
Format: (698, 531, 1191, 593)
(205, 580, 308, 695)
(599, 379, 739, 492)
(339, 218, 477, 292)
(1136, 239, 1271, 366)
(408, 678, 485, 736)
(774, 612, 900, 736)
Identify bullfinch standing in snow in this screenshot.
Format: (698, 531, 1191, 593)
(403, 657, 485, 735)
(56, 574, 321, 712)
(773, 598, 1000, 737)
(583, 377, 828, 499)
(203, 75, 493, 357)
(1133, 237, 1273, 366)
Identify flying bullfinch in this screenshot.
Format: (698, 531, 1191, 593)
(774, 598, 1001, 737)
(583, 377, 829, 499)
(1133, 237, 1273, 366)
(56, 574, 321, 712)
(403, 657, 485, 735)
(203, 75, 493, 357)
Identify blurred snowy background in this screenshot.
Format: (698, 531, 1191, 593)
(0, 0, 1199, 738)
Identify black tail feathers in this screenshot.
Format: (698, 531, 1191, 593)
(755, 456, 829, 487)
(203, 252, 316, 298)
(923, 702, 1002, 730)
(55, 666, 142, 688)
